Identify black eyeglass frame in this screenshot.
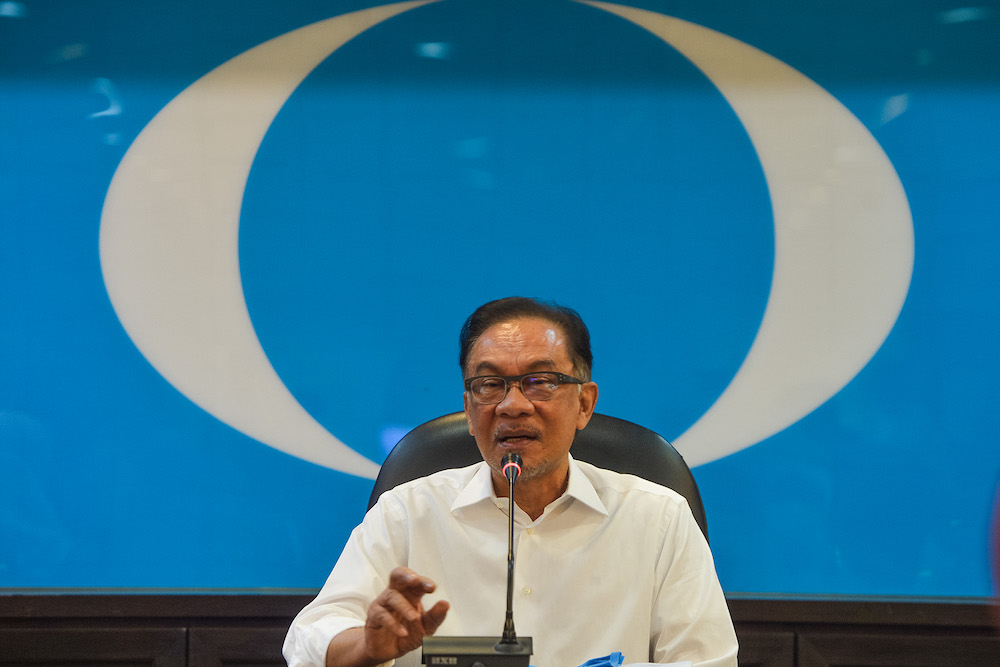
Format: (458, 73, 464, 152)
(463, 371, 586, 404)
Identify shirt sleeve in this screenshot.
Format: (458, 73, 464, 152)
(282, 497, 409, 667)
(649, 501, 739, 667)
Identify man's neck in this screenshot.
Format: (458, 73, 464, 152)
(493, 467, 570, 521)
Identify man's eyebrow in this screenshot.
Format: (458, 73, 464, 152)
(525, 359, 558, 371)
(470, 362, 501, 376)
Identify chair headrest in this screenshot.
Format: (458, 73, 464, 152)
(367, 412, 708, 540)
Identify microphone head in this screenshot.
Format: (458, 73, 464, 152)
(501, 452, 522, 481)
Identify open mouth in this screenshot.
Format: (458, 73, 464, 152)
(498, 435, 535, 446)
(494, 426, 541, 448)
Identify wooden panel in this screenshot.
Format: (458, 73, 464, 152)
(798, 630, 1000, 666)
(726, 596, 999, 629)
(0, 627, 186, 666)
(188, 627, 289, 667)
(0, 593, 311, 620)
(736, 629, 795, 667)
(1, 594, 998, 666)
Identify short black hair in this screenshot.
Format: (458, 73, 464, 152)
(459, 296, 593, 381)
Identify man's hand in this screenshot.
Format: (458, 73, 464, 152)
(326, 567, 450, 667)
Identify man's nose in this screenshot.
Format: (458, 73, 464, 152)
(496, 381, 534, 416)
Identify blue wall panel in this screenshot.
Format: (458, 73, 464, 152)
(1, 0, 998, 596)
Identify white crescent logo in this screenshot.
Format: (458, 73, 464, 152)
(99, 1, 913, 476)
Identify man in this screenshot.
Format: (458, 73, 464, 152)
(284, 297, 738, 667)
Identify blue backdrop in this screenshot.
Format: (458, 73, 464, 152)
(2, 0, 998, 597)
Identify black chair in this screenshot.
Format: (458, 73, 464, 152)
(367, 412, 708, 540)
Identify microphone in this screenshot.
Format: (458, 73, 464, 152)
(501, 452, 522, 483)
(421, 452, 533, 667)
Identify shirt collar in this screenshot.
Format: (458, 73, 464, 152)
(564, 454, 609, 516)
(451, 461, 496, 512)
(451, 454, 609, 517)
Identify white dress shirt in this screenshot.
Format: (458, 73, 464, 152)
(283, 455, 738, 667)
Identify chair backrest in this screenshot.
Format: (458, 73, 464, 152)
(367, 412, 708, 540)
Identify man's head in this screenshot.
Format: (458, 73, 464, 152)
(460, 297, 599, 493)
(459, 297, 593, 381)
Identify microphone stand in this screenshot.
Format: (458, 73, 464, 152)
(496, 459, 520, 650)
(422, 453, 533, 667)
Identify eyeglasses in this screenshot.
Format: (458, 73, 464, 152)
(464, 371, 585, 404)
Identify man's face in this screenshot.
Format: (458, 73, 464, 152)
(463, 317, 598, 486)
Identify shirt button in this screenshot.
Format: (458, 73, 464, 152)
(526, 527, 535, 535)
(521, 586, 531, 596)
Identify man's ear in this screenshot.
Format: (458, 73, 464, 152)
(463, 392, 475, 436)
(576, 381, 599, 431)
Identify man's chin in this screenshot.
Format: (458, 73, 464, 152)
(492, 453, 536, 480)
